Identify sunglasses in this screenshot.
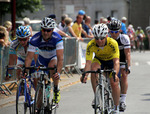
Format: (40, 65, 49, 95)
(95, 37, 105, 40)
(110, 30, 119, 34)
(18, 38, 28, 41)
(41, 28, 53, 32)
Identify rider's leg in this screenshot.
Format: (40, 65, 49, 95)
(48, 59, 59, 88)
(91, 62, 100, 94)
(120, 68, 128, 103)
(48, 59, 60, 103)
(110, 76, 120, 110)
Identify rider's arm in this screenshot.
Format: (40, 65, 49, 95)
(124, 48, 131, 71)
(84, 60, 92, 76)
(113, 58, 120, 74)
(81, 60, 92, 83)
(25, 51, 35, 68)
(25, 43, 36, 68)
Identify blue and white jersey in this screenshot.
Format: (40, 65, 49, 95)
(9, 38, 38, 61)
(28, 31, 63, 66)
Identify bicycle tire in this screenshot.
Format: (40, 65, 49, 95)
(16, 79, 32, 114)
(34, 83, 45, 114)
(94, 85, 104, 114)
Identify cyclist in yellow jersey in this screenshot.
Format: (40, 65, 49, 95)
(81, 24, 120, 114)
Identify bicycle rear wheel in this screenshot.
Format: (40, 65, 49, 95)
(34, 83, 45, 114)
(16, 79, 31, 114)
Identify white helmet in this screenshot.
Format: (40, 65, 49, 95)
(41, 17, 56, 29)
(92, 24, 108, 39)
(146, 26, 150, 31)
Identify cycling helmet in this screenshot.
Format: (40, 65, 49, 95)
(41, 17, 56, 29)
(92, 23, 108, 38)
(16, 26, 31, 38)
(146, 26, 150, 31)
(108, 19, 122, 31)
(137, 26, 141, 30)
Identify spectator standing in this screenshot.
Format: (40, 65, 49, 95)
(82, 16, 94, 38)
(0, 26, 10, 46)
(121, 17, 127, 34)
(72, 15, 87, 40)
(48, 14, 70, 38)
(63, 17, 79, 39)
(3, 21, 12, 41)
(58, 14, 68, 31)
(100, 17, 104, 23)
(23, 17, 33, 36)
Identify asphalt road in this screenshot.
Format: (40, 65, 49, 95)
(1, 50, 150, 114)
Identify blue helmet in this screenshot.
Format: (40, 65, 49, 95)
(16, 26, 31, 38)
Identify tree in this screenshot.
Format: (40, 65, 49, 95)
(0, 0, 44, 18)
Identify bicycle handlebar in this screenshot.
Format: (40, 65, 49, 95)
(81, 69, 116, 83)
(25, 65, 57, 71)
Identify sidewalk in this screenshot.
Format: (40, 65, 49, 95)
(0, 73, 81, 108)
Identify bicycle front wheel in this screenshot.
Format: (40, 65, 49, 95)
(94, 85, 105, 114)
(34, 83, 45, 114)
(16, 79, 31, 114)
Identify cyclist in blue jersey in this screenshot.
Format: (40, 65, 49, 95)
(25, 17, 64, 104)
(6, 26, 38, 84)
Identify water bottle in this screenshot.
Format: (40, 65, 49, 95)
(46, 85, 50, 98)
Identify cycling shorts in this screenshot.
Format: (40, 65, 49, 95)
(92, 56, 113, 70)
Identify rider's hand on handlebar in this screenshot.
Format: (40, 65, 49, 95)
(53, 72, 60, 80)
(80, 74, 87, 83)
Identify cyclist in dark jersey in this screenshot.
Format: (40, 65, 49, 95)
(108, 19, 131, 112)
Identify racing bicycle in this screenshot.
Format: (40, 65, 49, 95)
(31, 65, 58, 114)
(82, 68, 116, 114)
(6, 65, 36, 114)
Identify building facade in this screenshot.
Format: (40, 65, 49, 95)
(1, 0, 150, 32)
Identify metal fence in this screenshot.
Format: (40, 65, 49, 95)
(0, 46, 17, 96)
(0, 37, 92, 95)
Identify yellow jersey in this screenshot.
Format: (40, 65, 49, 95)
(86, 37, 119, 61)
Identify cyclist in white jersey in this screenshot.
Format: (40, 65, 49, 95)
(25, 17, 64, 104)
(108, 19, 131, 112)
(6, 26, 38, 82)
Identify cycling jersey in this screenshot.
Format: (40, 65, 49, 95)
(86, 37, 119, 62)
(28, 31, 63, 67)
(116, 34, 130, 64)
(9, 38, 38, 65)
